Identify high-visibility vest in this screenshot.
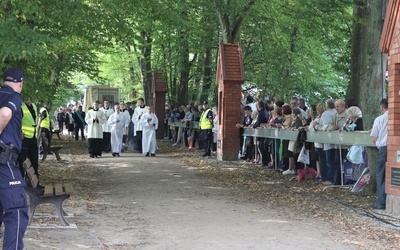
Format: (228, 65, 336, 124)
(21, 103, 38, 138)
(200, 109, 212, 129)
(40, 107, 50, 130)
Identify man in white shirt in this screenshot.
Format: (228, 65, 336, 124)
(99, 100, 114, 152)
(132, 98, 147, 153)
(85, 101, 107, 158)
(370, 98, 388, 210)
(108, 104, 127, 157)
(140, 106, 158, 156)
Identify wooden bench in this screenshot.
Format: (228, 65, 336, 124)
(41, 146, 63, 161)
(23, 158, 74, 226)
(51, 129, 62, 140)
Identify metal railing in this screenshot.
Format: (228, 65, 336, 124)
(243, 128, 375, 147)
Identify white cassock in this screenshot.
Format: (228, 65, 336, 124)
(100, 107, 114, 133)
(140, 112, 158, 155)
(108, 112, 126, 153)
(132, 106, 147, 136)
(85, 109, 106, 139)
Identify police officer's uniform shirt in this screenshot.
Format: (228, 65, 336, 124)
(0, 85, 23, 152)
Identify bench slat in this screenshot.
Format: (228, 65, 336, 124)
(43, 184, 54, 197)
(63, 183, 74, 195)
(54, 183, 64, 196)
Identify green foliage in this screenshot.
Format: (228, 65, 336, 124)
(0, 0, 355, 108)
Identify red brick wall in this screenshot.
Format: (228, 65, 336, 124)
(216, 43, 244, 161)
(387, 19, 400, 196)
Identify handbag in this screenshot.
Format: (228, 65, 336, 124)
(297, 144, 310, 165)
(346, 145, 364, 164)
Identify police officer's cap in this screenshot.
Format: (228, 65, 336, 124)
(2, 68, 24, 83)
(203, 101, 208, 105)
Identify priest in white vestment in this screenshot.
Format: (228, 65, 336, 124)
(85, 101, 107, 158)
(140, 106, 158, 156)
(132, 98, 147, 153)
(108, 104, 128, 156)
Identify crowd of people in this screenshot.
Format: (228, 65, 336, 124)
(165, 95, 388, 210)
(0, 67, 389, 249)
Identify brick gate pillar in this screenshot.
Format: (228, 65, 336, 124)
(216, 43, 245, 161)
(380, 0, 400, 213)
(152, 73, 167, 139)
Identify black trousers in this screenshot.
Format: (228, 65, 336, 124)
(89, 138, 103, 156)
(102, 132, 111, 152)
(18, 137, 39, 178)
(75, 125, 85, 140)
(202, 129, 212, 153)
(136, 131, 143, 153)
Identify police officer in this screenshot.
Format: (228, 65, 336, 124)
(18, 97, 43, 188)
(0, 68, 29, 249)
(199, 101, 213, 157)
(38, 101, 52, 154)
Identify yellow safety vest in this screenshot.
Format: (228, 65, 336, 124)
(21, 103, 38, 138)
(40, 107, 50, 130)
(200, 109, 212, 129)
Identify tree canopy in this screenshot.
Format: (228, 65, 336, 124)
(0, 0, 366, 107)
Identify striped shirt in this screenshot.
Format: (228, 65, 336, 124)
(370, 111, 388, 148)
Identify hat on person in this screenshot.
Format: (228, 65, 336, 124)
(3, 68, 24, 83)
(203, 101, 208, 105)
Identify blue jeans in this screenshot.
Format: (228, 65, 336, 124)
(316, 148, 327, 180)
(325, 148, 336, 183)
(376, 146, 387, 207)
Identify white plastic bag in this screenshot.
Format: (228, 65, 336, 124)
(297, 145, 310, 165)
(346, 145, 364, 164)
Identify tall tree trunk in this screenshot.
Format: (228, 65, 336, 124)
(138, 30, 153, 105)
(178, 28, 190, 106)
(200, 47, 213, 103)
(349, 0, 387, 194)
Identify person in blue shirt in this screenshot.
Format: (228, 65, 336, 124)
(0, 68, 29, 250)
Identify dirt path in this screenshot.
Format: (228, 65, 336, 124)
(21, 139, 398, 249)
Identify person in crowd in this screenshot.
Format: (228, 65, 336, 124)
(269, 106, 284, 168)
(18, 97, 42, 188)
(132, 98, 147, 153)
(313, 98, 337, 185)
(212, 106, 218, 152)
(108, 104, 127, 157)
(344, 106, 366, 183)
(73, 105, 86, 141)
(57, 107, 65, 134)
(370, 98, 388, 210)
(236, 105, 254, 162)
(344, 106, 363, 132)
(183, 105, 193, 148)
(326, 99, 349, 185)
(85, 100, 106, 158)
(282, 107, 304, 175)
(173, 106, 186, 146)
(306, 104, 317, 124)
(64, 108, 75, 138)
(119, 101, 131, 152)
(140, 106, 158, 156)
(252, 101, 270, 166)
(299, 97, 308, 112)
(38, 101, 52, 154)
(127, 102, 136, 151)
(199, 101, 213, 156)
(245, 95, 258, 116)
(188, 106, 200, 150)
(0, 68, 29, 249)
(99, 100, 114, 152)
(279, 105, 293, 171)
(309, 103, 327, 182)
(290, 96, 307, 118)
(196, 105, 204, 150)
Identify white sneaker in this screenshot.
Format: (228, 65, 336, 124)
(282, 169, 296, 175)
